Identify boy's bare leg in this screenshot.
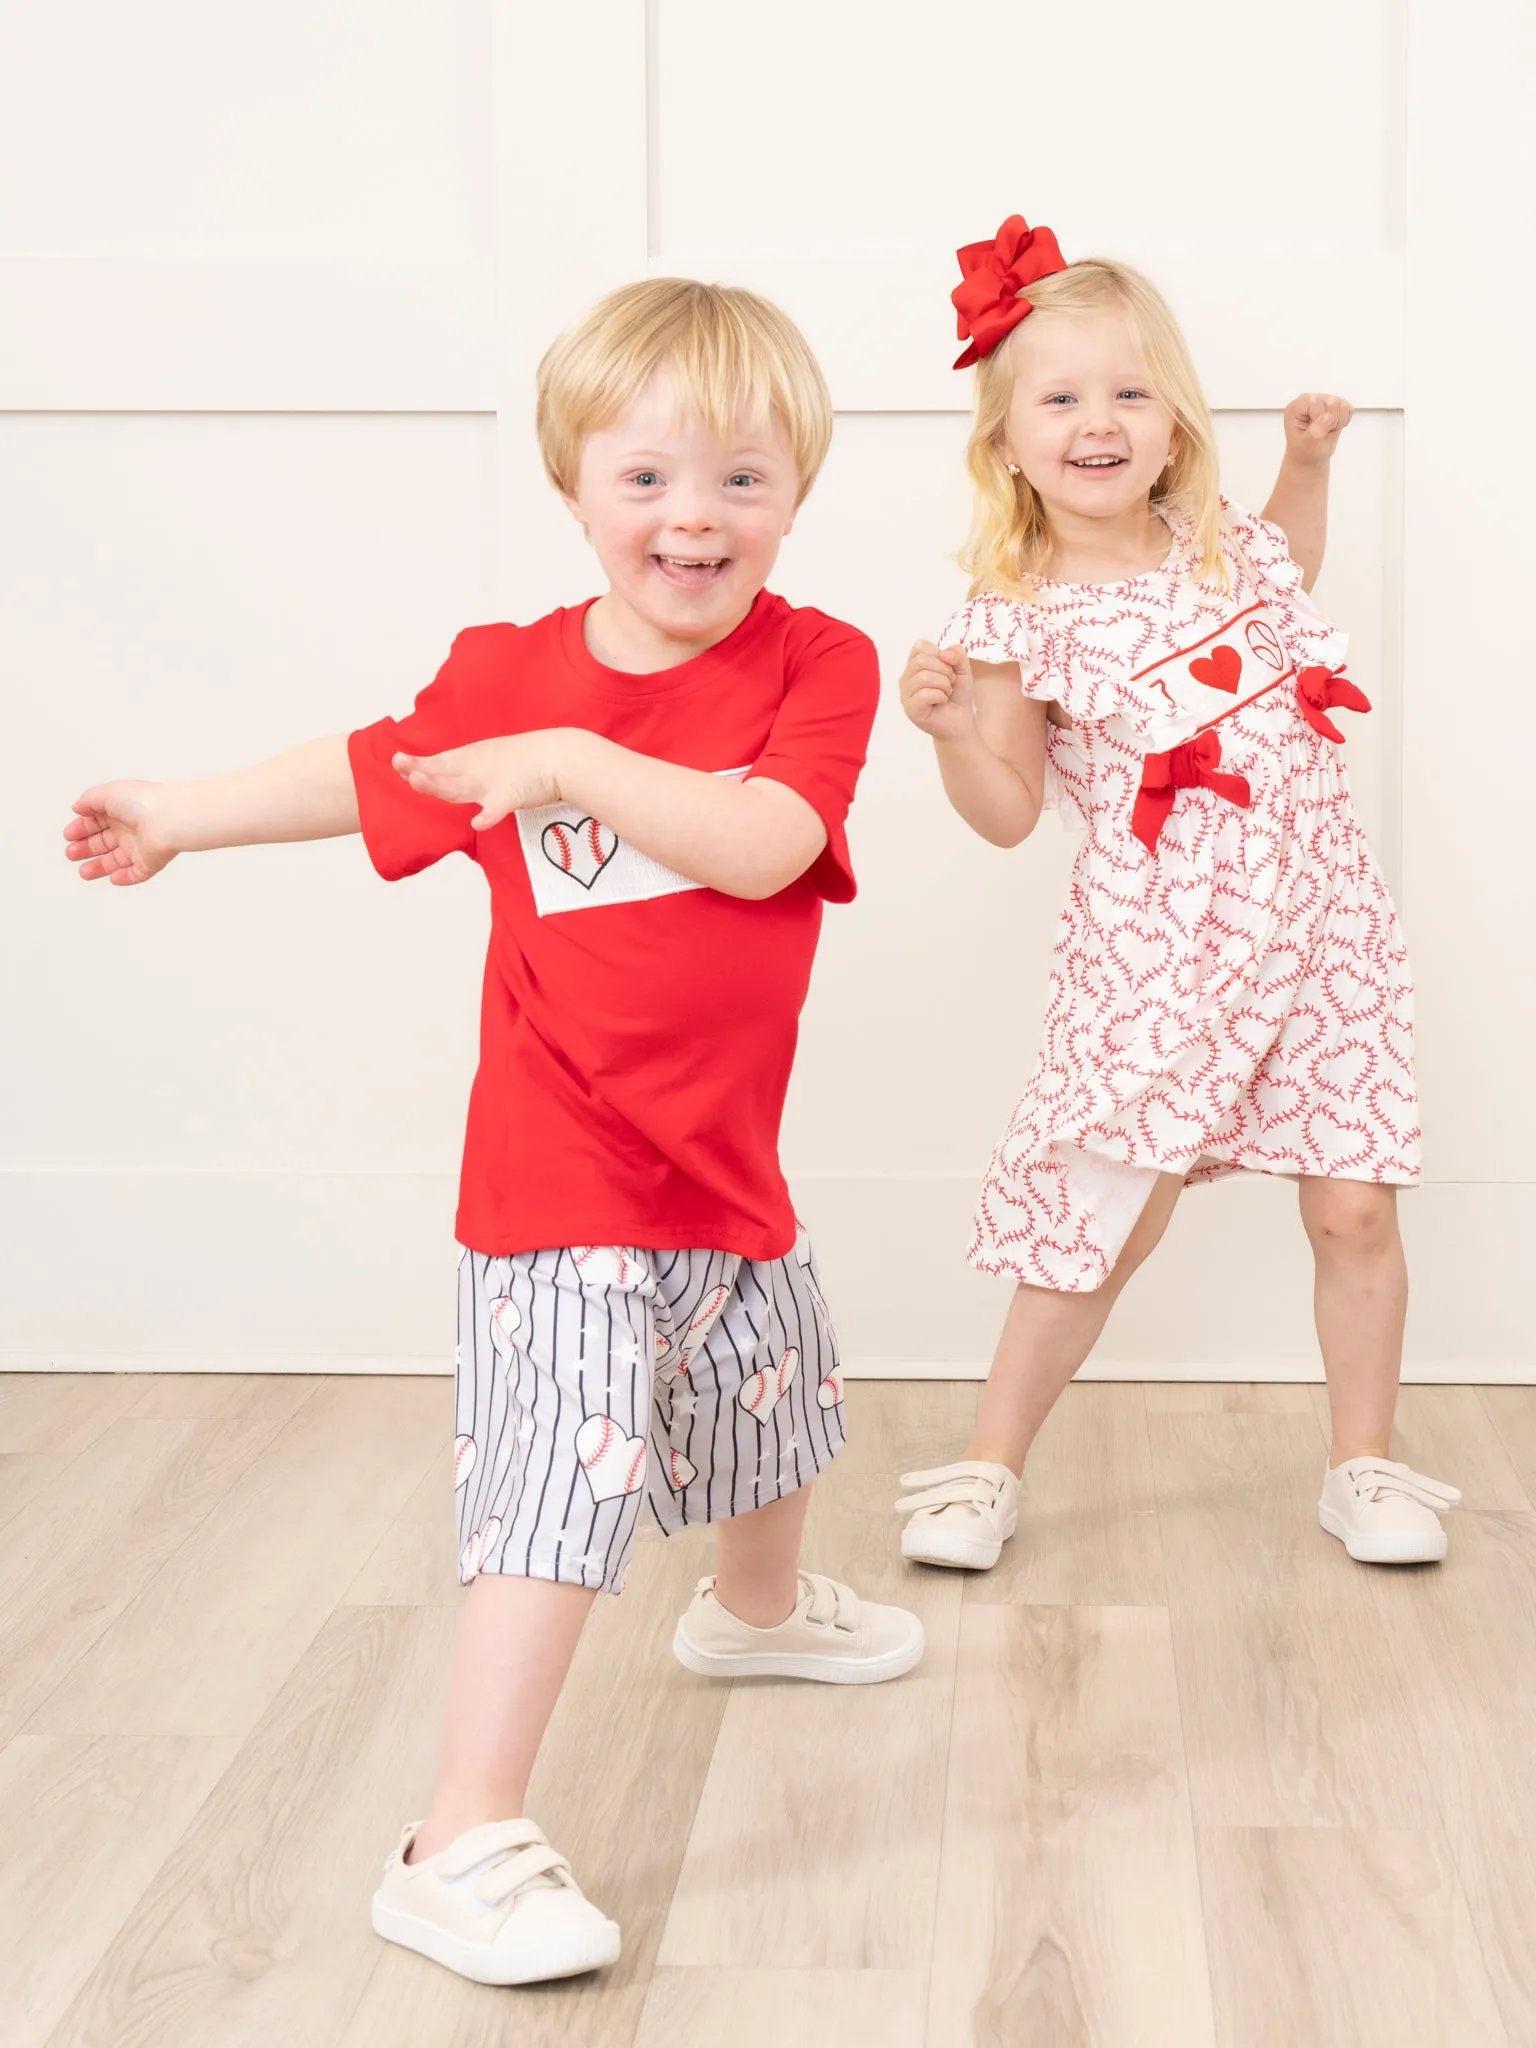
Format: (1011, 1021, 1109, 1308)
(1299, 1177, 1407, 1463)
(966, 1171, 1186, 1472)
(409, 1574, 596, 1861)
(711, 1484, 814, 1627)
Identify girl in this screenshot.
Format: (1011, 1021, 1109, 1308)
(896, 215, 1458, 1571)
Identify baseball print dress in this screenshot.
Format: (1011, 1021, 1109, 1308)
(943, 498, 1419, 1294)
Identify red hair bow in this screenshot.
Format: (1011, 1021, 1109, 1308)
(1132, 730, 1252, 854)
(1297, 664, 1371, 744)
(952, 214, 1069, 369)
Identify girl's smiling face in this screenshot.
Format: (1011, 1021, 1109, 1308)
(1003, 307, 1179, 529)
(568, 369, 801, 670)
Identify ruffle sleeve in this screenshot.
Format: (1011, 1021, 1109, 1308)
(1221, 497, 1348, 673)
(939, 594, 1087, 830)
(939, 592, 1048, 690)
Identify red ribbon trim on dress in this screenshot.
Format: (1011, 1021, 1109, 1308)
(1296, 663, 1371, 744)
(1132, 730, 1253, 854)
(951, 215, 1069, 369)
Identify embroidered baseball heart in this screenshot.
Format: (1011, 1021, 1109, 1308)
(459, 1516, 503, 1582)
(1321, 962, 1380, 1021)
(1148, 1008, 1199, 1064)
(570, 1245, 647, 1291)
(1106, 920, 1173, 990)
(1135, 1089, 1209, 1159)
(453, 1434, 478, 1489)
(1020, 1158, 1072, 1227)
(1367, 1078, 1419, 1154)
(1312, 1037, 1377, 1103)
(794, 1219, 813, 1266)
(817, 1367, 845, 1409)
(679, 1283, 732, 1364)
(1224, 1007, 1275, 1064)
(1157, 872, 1208, 940)
(1189, 643, 1242, 693)
(1383, 1012, 1414, 1070)
(739, 1346, 799, 1421)
(1253, 1069, 1304, 1130)
(667, 1447, 697, 1491)
(575, 1413, 648, 1502)
(1025, 1224, 1105, 1290)
(1304, 1101, 1376, 1172)
(541, 815, 618, 888)
(1255, 941, 1306, 1002)
(1245, 617, 1286, 671)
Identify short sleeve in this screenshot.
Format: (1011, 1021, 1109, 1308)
(746, 612, 879, 903)
(1221, 498, 1348, 672)
(348, 632, 486, 881)
(939, 593, 1052, 700)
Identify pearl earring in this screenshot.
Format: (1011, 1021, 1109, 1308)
(1007, 462, 1021, 476)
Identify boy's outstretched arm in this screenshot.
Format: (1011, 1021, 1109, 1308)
(1260, 392, 1354, 592)
(392, 734, 824, 901)
(65, 735, 358, 886)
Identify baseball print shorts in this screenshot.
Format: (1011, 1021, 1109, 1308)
(452, 1234, 847, 1596)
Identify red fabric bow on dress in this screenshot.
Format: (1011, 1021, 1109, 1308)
(1132, 730, 1253, 853)
(951, 214, 1069, 368)
(1296, 663, 1371, 744)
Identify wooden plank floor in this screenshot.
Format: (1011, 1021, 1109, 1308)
(3, 1372, 1533, 2047)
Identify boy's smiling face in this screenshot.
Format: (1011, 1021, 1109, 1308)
(568, 369, 801, 672)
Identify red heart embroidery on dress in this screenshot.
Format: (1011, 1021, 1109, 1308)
(1189, 644, 1242, 693)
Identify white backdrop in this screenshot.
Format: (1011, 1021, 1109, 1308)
(2, 2, 1531, 1380)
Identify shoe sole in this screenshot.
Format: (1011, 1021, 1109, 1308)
(371, 1896, 621, 1986)
(1318, 1504, 1448, 1565)
(670, 1615, 926, 1685)
(899, 1509, 1017, 1572)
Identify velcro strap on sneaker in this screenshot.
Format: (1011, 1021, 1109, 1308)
(472, 1842, 573, 1908)
(1343, 1459, 1462, 1514)
(433, 1818, 569, 1895)
(895, 1460, 1012, 1516)
(801, 1572, 860, 1632)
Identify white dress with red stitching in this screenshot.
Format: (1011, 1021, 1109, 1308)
(943, 497, 1419, 1294)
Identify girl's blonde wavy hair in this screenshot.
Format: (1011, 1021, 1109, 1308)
(961, 259, 1224, 599)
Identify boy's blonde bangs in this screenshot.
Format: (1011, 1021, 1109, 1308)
(537, 279, 833, 506)
(961, 259, 1226, 600)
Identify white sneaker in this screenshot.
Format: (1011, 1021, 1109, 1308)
(672, 1572, 924, 1684)
(371, 1818, 621, 1985)
(1318, 1457, 1461, 1564)
(895, 1459, 1019, 1571)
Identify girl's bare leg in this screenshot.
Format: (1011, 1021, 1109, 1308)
(967, 1171, 1186, 1471)
(1299, 1177, 1407, 1466)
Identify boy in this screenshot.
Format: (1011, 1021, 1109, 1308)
(63, 279, 922, 1987)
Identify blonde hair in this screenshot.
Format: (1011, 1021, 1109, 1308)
(961, 259, 1224, 598)
(536, 278, 833, 507)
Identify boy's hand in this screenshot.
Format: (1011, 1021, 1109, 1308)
(1282, 393, 1354, 467)
(900, 640, 975, 742)
(64, 782, 179, 885)
(393, 733, 565, 830)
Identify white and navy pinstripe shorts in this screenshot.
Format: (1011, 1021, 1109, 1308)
(452, 1230, 847, 1596)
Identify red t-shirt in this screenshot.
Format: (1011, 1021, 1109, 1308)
(348, 590, 879, 1259)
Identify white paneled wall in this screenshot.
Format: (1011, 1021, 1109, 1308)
(2, 2, 1531, 1380)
